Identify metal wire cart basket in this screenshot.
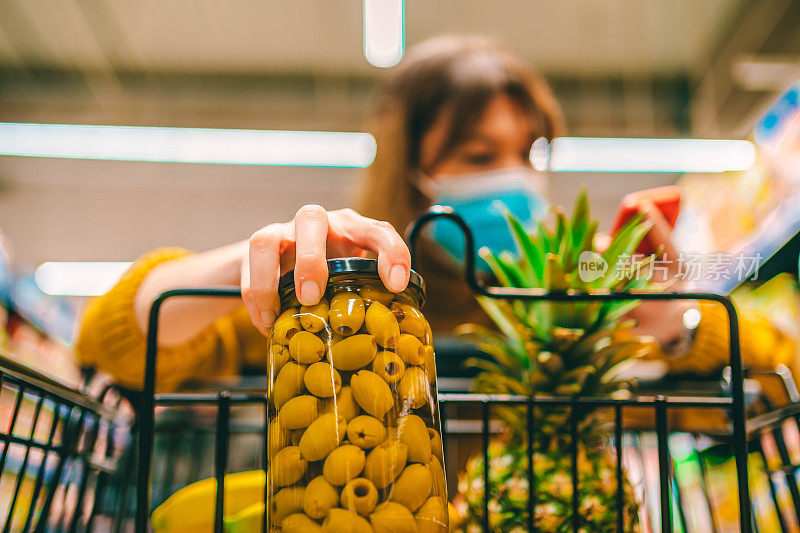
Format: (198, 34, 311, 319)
(7, 209, 798, 532)
(0, 357, 132, 532)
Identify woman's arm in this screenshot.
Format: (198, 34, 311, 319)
(133, 205, 411, 347)
(133, 239, 248, 346)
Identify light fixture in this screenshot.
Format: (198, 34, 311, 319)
(363, 0, 404, 68)
(0, 122, 756, 173)
(0, 123, 377, 168)
(545, 137, 756, 173)
(35, 262, 132, 296)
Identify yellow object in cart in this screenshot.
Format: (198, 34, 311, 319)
(266, 258, 448, 531)
(151, 470, 265, 533)
(224, 502, 267, 533)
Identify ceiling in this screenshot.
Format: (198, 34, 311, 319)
(0, 0, 744, 77)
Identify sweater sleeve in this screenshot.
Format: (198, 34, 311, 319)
(667, 301, 798, 379)
(74, 247, 240, 392)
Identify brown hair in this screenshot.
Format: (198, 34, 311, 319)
(357, 34, 565, 235)
(357, 35, 565, 331)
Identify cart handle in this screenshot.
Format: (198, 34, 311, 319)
(405, 205, 751, 531)
(136, 206, 752, 532)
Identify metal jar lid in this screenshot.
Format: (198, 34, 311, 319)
(278, 257, 425, 299)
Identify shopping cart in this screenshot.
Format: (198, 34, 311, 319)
(0, 355, 132, 532)
(122, 208, 756, 532)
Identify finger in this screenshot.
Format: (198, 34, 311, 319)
(293, 205, 330, 306)
(593, 233, 611, 254)
(332, 209, 411, 292)
(637, 200, 680, 281)
(638, 200, 678, 260)
(240, 259, 268, 336)
(326, 234, 371, 259)
(249, 224, 285, 330)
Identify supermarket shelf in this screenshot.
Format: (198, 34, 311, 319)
(707, 194, 800, 293)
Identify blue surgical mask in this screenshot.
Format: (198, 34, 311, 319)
(421, 166, 549, 265)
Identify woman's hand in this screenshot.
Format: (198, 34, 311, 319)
(628, 197, 690, 347)
(637, 198, 680, 283)
(242, 205, 411, 335)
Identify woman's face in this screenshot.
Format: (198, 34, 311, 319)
(419, 94, 536, 179)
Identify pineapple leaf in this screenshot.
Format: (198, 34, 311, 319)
(598, 215, 652, 288)
(463, 357, 509, 376)
(480, 248, 513, 287)
(476, 297, 524, 347)
(497, 250, 528, 287)
(456, 324, 529, 371)
(497, 203, 541, 285)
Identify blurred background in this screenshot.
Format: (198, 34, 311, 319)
(1, 0, 798, 266)
(0, 4, 799, 531)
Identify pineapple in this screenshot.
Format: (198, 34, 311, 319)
(453, 191, 657, 532)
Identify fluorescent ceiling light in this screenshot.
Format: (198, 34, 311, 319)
(0, 123, 377, 167)
(35, 262, 132, 296)
(545, 137, 756, 173)
(0, 123, 753, 173)
(363, 0, 404, 68)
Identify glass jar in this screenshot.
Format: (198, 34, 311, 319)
(266, 258, 448, 532)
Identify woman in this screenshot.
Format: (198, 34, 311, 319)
(76, 35, 796, 392)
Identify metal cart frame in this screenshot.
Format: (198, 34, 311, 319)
(131, 207, 752, 532)
(0, 357, 130, 532)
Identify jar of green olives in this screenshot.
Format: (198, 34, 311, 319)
(267, 258, 448, 532)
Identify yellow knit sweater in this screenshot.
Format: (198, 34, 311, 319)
(75, 248, 265, 391)
(74, 248, 798, 392)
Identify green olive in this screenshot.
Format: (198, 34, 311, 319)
(269, 446, 307, 487)
(278, 395, 319, 430)
(323, 444, 366, 486)
(267, 418, 289, 460)
(398, 367, 430, 410)
(421, 345, 436, 384)
(390, 302, 427, 338)
(371, 351, 405, 384)
(364, 441, 408, 489)
(370, 502, 417, 533)
(298, 413, 347, 462)
(340, 477, 378, 516)
(322, 509, 372, 533)
(365, 302, 400, 348)
(272, 362, 306, 410)
(269, 344, 292, 375)
(272, 308, 301, 344)
(303, 475, 339, 520)
(350, 370, 394, 419)
(282, 513, 323, 533)
(359, 286, 394, 307)
(415, 497, 448, 533)
(428, 428, 443, 462)
(319, 386, 360, 421)
(270, 486, 305, 526)
(288, 330, 326, 364)
(329, 291, 365, 336)
(346, 415, 386, 449)
(421, 317, 433, 345)
(329, 334, 377, 371)
(299, 300, 329, 333)
(397, 414, 431, 463)
(396, 334, 425, 365)
(304, 361, 342, 398)
(289, 428, 305, 446)
(389, 464, 432, 512)
(428, 456, 447, 497)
